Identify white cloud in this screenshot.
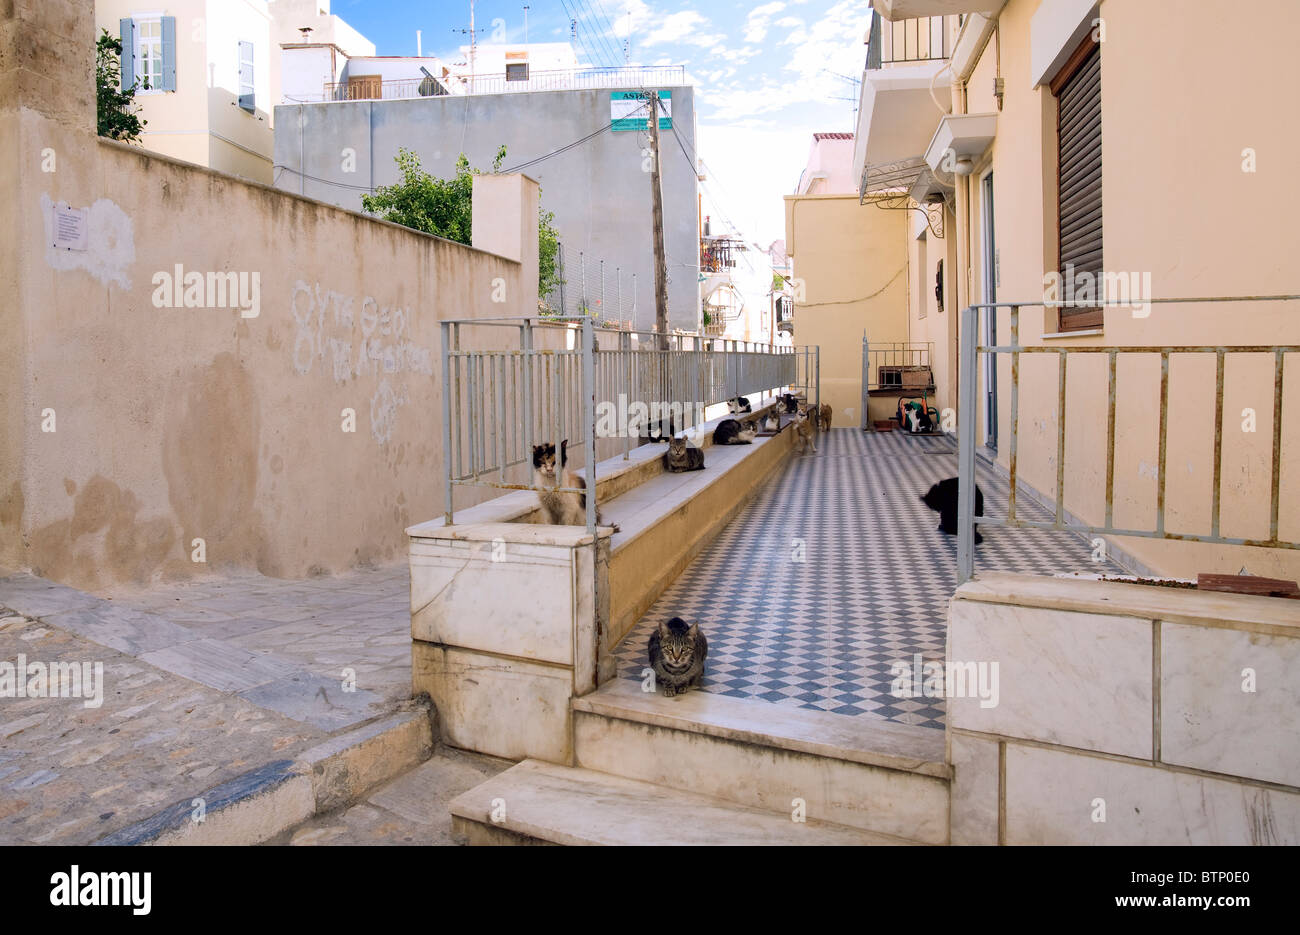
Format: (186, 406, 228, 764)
(644, 10, 724, 48)
(743, 1, 787, 43)
(612, 0, 653, 39)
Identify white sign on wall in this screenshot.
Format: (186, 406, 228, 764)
(611, 90, 672, 131)
(51, 202, 88, 251)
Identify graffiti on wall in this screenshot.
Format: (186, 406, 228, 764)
(290, 280, 433, 445)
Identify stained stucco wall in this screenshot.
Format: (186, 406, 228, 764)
(1, 0, 542, 589)
(272, 86, 701, 333)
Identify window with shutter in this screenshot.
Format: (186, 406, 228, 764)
(239, 41, 255, 112)
(1051, 37, 1101, 331)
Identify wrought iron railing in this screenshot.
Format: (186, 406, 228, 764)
(866, 9, 952, 70)
(955, 297, 1300, 582)
(441, 317, 813, 532)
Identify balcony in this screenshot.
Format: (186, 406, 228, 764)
(871, 0, 1002, 20)
(324, 65, 689, 102)
(854, 7, 961, 198)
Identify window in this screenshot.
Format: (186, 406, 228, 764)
(137, 18, 162, 89)
(120, 16, 175, 92)
(238, 40, 255, 112)
(1051, 36, 1102, 331)
(506, 62, 529, 81)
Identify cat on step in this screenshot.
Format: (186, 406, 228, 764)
(727, 396, 752, 414)
(647, 617, 707, 697)
(662, 435, 705, 472)
(763, 409, 780, 432)
(713, 418, 755, 445)
(531, 440, 618, 531)
(921, 477, 984, 545)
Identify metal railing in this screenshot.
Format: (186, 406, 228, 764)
(866, 10, 952, 70)
(956, 297, 1300, 582)
(325, 65, 689, 102)
(860, 339, 936, 430)
(441, 317, 810, 533)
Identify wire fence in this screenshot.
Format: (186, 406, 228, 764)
(541, 246, 641, 328)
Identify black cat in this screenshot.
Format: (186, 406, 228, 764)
(638, 415, 677, 444)
(921, 477, 985, 545)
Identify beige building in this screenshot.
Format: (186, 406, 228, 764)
(794, 0, 1299, 580)
(95, 0, 276, 182)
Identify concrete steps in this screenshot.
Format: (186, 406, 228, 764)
(571, 679, 951, 844)
(449, 759, 919, 846)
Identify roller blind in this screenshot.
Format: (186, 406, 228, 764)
(1054, 41, 1101, 331)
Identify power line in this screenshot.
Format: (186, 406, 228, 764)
(577, 0, 623, 68)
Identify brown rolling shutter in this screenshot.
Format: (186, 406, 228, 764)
(1053, 39, 1102, 331)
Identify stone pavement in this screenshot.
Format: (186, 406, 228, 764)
(268, 746, 511, 846)
(0, 563, 416, 845)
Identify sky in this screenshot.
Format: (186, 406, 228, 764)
(332, 0, 871, 248)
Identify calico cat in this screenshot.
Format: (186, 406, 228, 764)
(727, 396, 752, 414)
(647, 616, 707, 697)
(663, 435, 705, 472)
(818, 403, 832, 431)
(713, 418, 755, 445)
(921, 477, 985, 545)
(532, 440, 618, 530)
(794, 410, 816, 454)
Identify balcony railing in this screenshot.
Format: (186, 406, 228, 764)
(866, 11, 951, 69)
(324, 65, 689, 102)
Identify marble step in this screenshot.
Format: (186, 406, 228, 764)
(571, 679, 951, 843)
(448, 759, 920, 846)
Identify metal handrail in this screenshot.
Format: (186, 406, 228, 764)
(955, 296, 1300, 582)
(440, 317, 814, 533)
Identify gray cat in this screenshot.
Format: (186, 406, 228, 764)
(648, 617, 707, 697)
(662, 436, 705, 472)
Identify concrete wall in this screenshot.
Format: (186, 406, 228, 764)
(784, 193, 908, 427)
(1, 0, 540, 589)
(948, 573, 1300, 844)
(944, 0, 1300, 579)
(273, 86, 701, 333)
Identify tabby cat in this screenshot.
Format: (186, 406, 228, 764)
(532, 440, 618, 530)
(794, 409, 816, 454)
(663, 435, 705, 472)
(712, 418, 755, 445)
(647, 617, 707, 697)
(818, 403, 832, 431)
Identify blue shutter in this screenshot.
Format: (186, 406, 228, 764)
(160, 16, 177, 92)
(238, 40, 255, 112)
(119, 18, 136, 91)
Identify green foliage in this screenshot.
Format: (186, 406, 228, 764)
(772, 272, 787, 291)
(96, 29, 147, 143)
(538, 207, 562, 301)
(363, 146, 561, 300)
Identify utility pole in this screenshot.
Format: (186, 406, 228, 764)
(647, 91, 669, 349)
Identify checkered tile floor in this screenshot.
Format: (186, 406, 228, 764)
(615, 428, 1124, 730)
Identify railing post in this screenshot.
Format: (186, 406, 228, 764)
(582, 317, 597, 534)
(957, 305, 979, 583)
(441, 320, 455, 525)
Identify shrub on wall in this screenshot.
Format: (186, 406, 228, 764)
(96, 29, 147, 143)
(363, 146, 562, 300)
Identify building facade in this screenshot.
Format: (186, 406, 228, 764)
(834, 0, 1300, 579)
(95, 0, 276, 182)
